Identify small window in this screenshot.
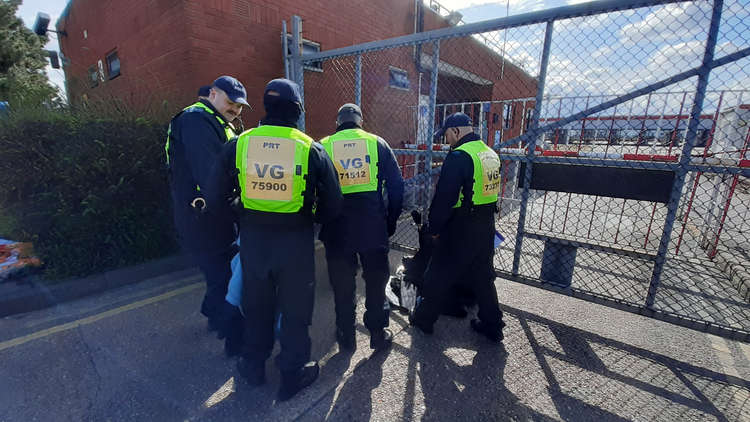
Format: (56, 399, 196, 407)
(286, 36, 322, 71)
(88, 65, 99, 88)
(503, 104, 513, 129)
(524, 108, 534, 130)
(389, 67, 410, 91)
(106, 50, 120, 79)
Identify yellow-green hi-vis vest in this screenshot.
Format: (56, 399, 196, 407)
(453, 140, 502, 208)
(319, 128, 379, 194)
(165, 102, 237, 166)
(235, 125, 312, 213)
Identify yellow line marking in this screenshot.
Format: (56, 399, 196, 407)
(0, 280, 203, 352)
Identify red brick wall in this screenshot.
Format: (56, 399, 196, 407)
(59, 0, 536, 142)
(58, 0, 192, 113)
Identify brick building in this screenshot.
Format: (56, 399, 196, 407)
(57, 0, 536, 150)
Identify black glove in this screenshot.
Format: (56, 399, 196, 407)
(387, 218, 398, 237)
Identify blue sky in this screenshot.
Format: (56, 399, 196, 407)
(17, 0, 69, 95)
(445, 0, 750, 115)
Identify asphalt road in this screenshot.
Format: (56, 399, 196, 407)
(1, 249, 749, 421)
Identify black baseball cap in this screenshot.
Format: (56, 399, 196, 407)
(336, 103, 362, 126)
(212, 75, 249, 106)
(434, 112, 472, 139)
(264, 78, 304, 112)
(197, 85, 211, 97)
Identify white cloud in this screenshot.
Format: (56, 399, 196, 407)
(619, 2, 711, 46)
(590, 45, 615, 59)
(646, 41, 742, 76)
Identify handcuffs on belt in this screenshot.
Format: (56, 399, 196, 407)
(191, 197, 207, 213)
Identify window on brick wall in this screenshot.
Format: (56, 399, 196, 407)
(503, 103, 513, 129)
(106, 50, 120, 79)
(389, 67, 410, 91)
(88, 65, 99, 88)
(524, 108, 534, 130)
(286, 36, 322, 71)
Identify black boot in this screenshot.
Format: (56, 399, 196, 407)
(237, 357, 265, 386)
(369, 328, 393, 350)
(224, 313, 244, 357)
(470, 319, 504, 343)
(409, 313, 433, 335)
(441, 303, 468, 319)
(336, 327, 356, 352)
(278, 361, 319, 401)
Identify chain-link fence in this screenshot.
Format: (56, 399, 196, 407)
(290, 0, 750, 341)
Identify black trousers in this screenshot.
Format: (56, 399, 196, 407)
(412, 214, 503, 330)
(195, 247, 235, 320)
(240, 223, 315, 373)
(324, 244, 390, 334)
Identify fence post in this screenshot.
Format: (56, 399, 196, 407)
(512, 20, 554, 276)
(282, 20, 289, 80)
(355, 54, 362, 107)
(645, 0, 724, 307)
(424, 40, 440, 210)
(291, 15, 305, 131)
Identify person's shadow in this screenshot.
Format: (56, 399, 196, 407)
(324, 349, 388, 421)
(405, 320, 562, 421)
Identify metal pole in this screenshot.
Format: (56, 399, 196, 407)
(512, 20, 554, 276)
(282, 20, 289, 80)
(291, 15, 305, 131)
(355, 54, 362, 106)
(424, 40, 440, 210)
(645, 0, 723, 308)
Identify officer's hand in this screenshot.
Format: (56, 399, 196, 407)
(431, 234, 440, 241)
(229, 196, 242, 213)
(387, 219, 398, 237)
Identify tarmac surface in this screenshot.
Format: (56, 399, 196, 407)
(1, 248, 749, 421)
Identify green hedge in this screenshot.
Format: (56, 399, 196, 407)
(0, 110, 178, 279)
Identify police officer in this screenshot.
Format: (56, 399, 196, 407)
(197, 85, 211, 101)
(410, 113, 505, 342)
(206, 79, 342, 401)
(319, 104, 404, 352)
(165, 75, 248, 331)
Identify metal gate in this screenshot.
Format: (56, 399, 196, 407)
(287, 0, 750, 341)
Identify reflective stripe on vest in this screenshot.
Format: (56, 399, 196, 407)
(165, 102, 237, 165)
(453, 140, 502, 208)
(235, 125, 312, 213)
(319, 128, 379, 194)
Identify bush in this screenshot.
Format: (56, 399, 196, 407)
(0, 106, 178, 279)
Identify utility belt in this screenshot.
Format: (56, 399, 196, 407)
(452, 202, 498, 218)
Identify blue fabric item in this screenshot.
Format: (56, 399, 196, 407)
(226, 237, 242, 307)
(213, 75, 249, 106)
(494, 231, 505, 248)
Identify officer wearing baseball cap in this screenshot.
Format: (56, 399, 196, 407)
(205, 78, 342, 401)
(165, 75, 248, 334)
(197, 85, 211, 101)
(319, 103, 404, 353)
(410, 112, 505, 343)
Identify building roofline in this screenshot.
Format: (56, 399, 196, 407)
(55, 0, 74, 31)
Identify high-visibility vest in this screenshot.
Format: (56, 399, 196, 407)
(235, 125, 312, 213)
(453, 140, 502, 208)
(320, 128, 379, 194)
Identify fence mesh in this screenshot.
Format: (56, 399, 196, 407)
(297, 0, 750, 340)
